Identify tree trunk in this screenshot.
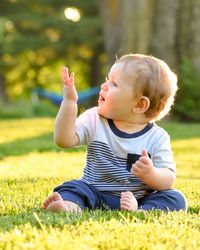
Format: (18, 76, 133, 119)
(90, 51, 101, 86)
(100, 0, 154, 66)
(99, 0, 200, 121)
(178, 0, 200, 77)
(150, 0, 180, 68)
(0, 73, 8, 104)
(99, 0, 123, 66)
(100, 0, 180, 68)
(121, 0, 154, 54)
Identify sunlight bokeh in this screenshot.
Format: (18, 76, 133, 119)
(64, 7, 81, 22)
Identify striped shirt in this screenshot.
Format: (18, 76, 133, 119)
(76, 107, 175, 199)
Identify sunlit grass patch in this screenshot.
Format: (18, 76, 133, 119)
(0, 118, 54, 144)
(172, 138, 200, 179)
(0, 118, 200, 249)
(0, 212, 199, 249)
(0, 152, 85, 179)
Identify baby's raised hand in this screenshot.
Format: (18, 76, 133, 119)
(61, 67, 78, 102)
(131, 150, 154, 179)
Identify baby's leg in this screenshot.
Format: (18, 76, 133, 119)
(43, 192, 82, 213)
(138, 189, 187, 211)
(120, 191, 138, 211)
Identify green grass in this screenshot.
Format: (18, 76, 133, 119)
(0, 118, 200, 249)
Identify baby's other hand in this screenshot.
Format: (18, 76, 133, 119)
(120, 191, 138, 211)
(131, 150, 154, 179)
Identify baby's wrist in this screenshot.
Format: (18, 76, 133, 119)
(62, 87, 78, 103)
(141, 166, 155, 181)
(61, 99, 78, 106)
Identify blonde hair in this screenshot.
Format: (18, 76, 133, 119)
(116, 54, 178, 121)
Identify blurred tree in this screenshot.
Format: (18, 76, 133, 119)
(150, 0, 179, 68)
(100, 0, 177, 66)
(0, 16, 9, 104)
(1, 0, 200, 121)
(99, 0, 123, 66)
(174, 0, 200, 121)
(100, 0, 200, 121)
(0, 0, 104, 103)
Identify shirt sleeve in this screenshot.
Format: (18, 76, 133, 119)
(151, 131, 176, 172)
(75, 107, 97, 145)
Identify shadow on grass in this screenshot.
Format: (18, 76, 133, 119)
(0, 178, 199, 232)
(0, 210, 67, 232)
(0, 209, 121, 232)
(1, 203, 147, 232)
(0, 123, 200, 160)
(0, 132, 85, 160)
(0, 206, 199, 232)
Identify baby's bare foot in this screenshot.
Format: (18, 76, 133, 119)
(43, 192, 82, 213)
(43, 192, 67, 212)
(120, 191, 138, 211)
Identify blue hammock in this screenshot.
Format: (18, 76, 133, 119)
(35, 87, 100, 105)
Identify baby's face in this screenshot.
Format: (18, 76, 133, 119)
(97, 63, 136, 121)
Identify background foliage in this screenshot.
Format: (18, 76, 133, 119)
(0, 0, 104, 101)
(0, 0, 200, 121)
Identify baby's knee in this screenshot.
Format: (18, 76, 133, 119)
(165, 189, 188, 211)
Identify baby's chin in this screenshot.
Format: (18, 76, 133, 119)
(97, 107, 111, 119)
(97, 107, 104, 117)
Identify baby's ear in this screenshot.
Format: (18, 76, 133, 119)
(132, 96, 150, 113)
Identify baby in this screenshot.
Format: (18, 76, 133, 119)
(43, 54, 187, 213)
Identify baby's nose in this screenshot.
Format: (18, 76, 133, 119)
(101, 82, 108, 91)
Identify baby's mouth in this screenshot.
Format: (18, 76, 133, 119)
(99, 92, 105, 102)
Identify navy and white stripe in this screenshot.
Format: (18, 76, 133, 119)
(76, 107, 176, 199)
(81, 141, 153, 198)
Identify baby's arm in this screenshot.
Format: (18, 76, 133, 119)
(54, 67, 79, 148)
(131, 150, 175, 190)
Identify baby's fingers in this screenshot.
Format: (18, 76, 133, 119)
(62, 67, 75, 87)
(62, 67, 69, 84)
(69, 72, 75, 85)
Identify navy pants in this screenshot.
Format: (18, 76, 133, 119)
(54, 180, 187, 211)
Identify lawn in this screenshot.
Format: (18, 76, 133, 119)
(0, 118, 200, 249)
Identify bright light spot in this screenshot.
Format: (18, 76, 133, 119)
(5, 20, 14, 32)
(64, 7, 81, 22)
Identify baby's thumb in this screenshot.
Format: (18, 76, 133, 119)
(142, 149, 148, 157)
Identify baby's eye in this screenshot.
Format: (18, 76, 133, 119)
(105, 76, 118, 87)
(111, 81, 118, 87)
